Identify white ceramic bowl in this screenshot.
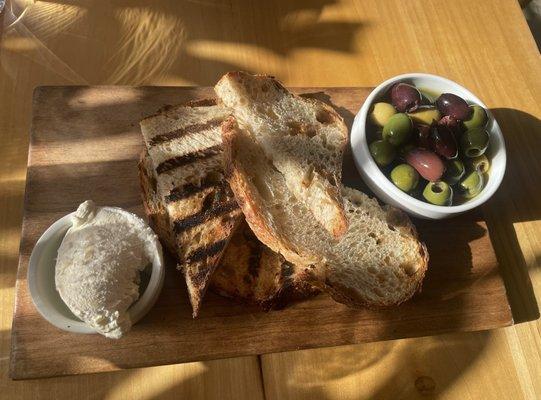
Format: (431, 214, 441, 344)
(351, 73, 506, 219)
(28, 209, 165, 334)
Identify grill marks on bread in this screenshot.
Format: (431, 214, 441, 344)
(139, 99, 242, 317)
(185, 239, 229, 264)
(156, 145, 222, 174)
(149, 118, 223, 147)
(173, 192, 239, 233)
(165, 174, 221, 203)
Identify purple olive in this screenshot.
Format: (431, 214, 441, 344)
(390, 83, 422, 113)
(429, 124, 458, 159)
(405, 148, 445, 182)
(438, 115, 459, 128)
(414, 124, 431, 148)
(438, 115, 464, 138)
(436, 93, 472, 120)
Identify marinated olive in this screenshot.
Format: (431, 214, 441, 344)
(459, 169, 484, 198)
(438, 115, 464, 138)
(369, 140, 396, 167)
(390, 164, 419, 192)
(382, 113, 412, 146)
(460, 127, 489, 157)
(408, 107, 441, 125)
(368, 82, 492, 207)
(405, 148, 445, 182)
(463, 105, 488, 130)
(438, 115, 459, 129)
(423, 181, 453, 206)
(414, 124, 431, 148)
(469, 154, 490, 174)
(390, 83, 422, 113)
(443, 159, 465, 185)
(429, 124, 458, 159)
(436, 93, 472, 120)
(370, 102, 397, 127)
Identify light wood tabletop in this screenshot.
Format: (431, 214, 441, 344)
(0, 0, 539, 398)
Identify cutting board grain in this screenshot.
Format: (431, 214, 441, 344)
(9, 86, 513, 380)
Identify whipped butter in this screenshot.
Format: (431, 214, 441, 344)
(55, 200, 161, 339)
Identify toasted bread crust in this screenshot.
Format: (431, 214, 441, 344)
(222, 116, 321, 267)
(215, 72, 349, 239)
(140, 99, 242, 317)
(217, 72, 348, 140)
(140, 98, 218, 124)
(139, 150, 319, 310)
(222, 116, 428, 308)
(138, 152, 176, 253)
(209, 225, 320, 309)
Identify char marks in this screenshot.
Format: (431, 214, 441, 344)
(244, 229, 263, 279)
(165, 178, 220, 203)
(185, 239, 228, 263)
(280, 260, 295, 279)
(149, 118, 223, 146)
(173, 200, 239, 233)
(156, 145, 222, 174)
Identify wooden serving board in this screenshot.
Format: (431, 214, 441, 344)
(10, 86, 513, 380)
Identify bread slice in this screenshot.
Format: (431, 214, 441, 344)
(222, 116, 428, 307)
(215, 72, 349, 238)
(210, 224, 320, 310)
(139, 151, 318, 310)
(139, 100, 242, 317)
(138, 152, 176, 254)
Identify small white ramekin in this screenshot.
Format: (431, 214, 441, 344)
(27, 209, 164, 335)
(350, 73, 506, 219)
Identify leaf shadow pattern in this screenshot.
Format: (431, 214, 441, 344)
(259, 331, 491, 399)
(3, 0, 365, 85)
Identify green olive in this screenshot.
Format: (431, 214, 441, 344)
(407, 107, 441, 125)
(460, 127, 490, 158)
(468, 154, 490, 174)
(463, 105, 488, 130)
(390, 164, 419, 192)
(443, 159, 465, 185)
(459, 170, 484, 199)
(423, 181, 453, 206)
(369, 140, 396, 167)
(370, 102, 397, 127)
(382, 113, 412, 146)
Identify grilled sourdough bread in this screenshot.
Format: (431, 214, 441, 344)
(222, 117, 428, 307)
(139, 151, 318, 309)
(210, 225, 320, 309)
(139, 100, 242, 317)
(215, 72, 349, 238)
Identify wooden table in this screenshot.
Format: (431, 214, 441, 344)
(0, 0, 539, 398)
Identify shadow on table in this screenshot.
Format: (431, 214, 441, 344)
(4, 349, 254, 400)
(1, 0, 365, 85)
(484, 108, 540, 323)
(265, 331, 491, 399)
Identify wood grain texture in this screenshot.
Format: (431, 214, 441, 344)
(0, 0, 540, 398)
(9, 86, 514, 379)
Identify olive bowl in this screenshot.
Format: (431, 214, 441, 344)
(351, 73, 506, 219)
